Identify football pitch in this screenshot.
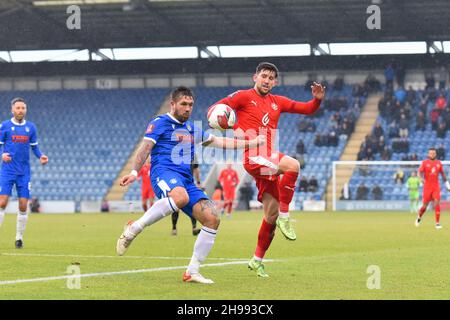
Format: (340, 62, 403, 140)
(0, 211, 449, 300)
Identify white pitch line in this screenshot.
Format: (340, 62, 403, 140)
(0, 252, 249, 261)
(0, 260, 275, 286)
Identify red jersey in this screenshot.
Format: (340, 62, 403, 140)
(138, 163, 151, 188)
(219, 168, 239, 190)
(419, 159, 443, 190)
(215, 88, 321, 163)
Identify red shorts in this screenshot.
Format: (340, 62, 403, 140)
(223, 188, 236, 201)
(142, 184, 155, 200)
(422, 188, 441, 203)
(244, 152, 285, 203)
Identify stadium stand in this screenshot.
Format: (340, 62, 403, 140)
(347, 85, 450, 201)
(0, 88, 168, 202)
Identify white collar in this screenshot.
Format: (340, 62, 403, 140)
(166, 112, 184, 124)
(11, 118, 26, 126)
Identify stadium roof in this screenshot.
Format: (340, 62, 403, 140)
(0, 0, 449, 51)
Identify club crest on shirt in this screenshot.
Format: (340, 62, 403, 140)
(146, 124, 154, 134)
(25, 127, 30, 133)
(170, 178, 177, 184)
(11, 127, 15, 131)
(271, 103, 278, 111)
(187, 123, 192, 131)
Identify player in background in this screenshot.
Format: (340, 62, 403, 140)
(415, 148, 450, 229)
(218, 164, 239, 217)
(0, 98, 48, 248)
(171, 153, 201, 236)
(138, 160, 154, 212)
(116, 86, 265, 284)
(211, 183, 224, 215)
(211, 62, 325, 277)
(406, 171, 421, 213)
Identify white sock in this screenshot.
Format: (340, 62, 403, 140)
(253, 255, 263, 262)
(187, 226, 217, 275)
(278, 212, 289, 218)
(16, 211, 28, 241)
(125, 197, 178, 239)
(0, 208, 5, 228)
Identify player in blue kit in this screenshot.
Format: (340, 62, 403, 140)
(0, 98, 48, 248)
(116, 86, 265, 284)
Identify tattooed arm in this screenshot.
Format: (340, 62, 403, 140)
(120, 139, 155, 186)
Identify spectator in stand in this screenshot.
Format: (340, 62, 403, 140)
(406, 86, 417, 105)
(436, 94, 447, 110)
(308, 176, 318, 192)
(364, 74, 381, 93)
(378, 136, 386, 152)
(410, 153, 418, 161)
(298, 119, 308, 132)
(437, 144, 446, 160)
(425, 71, 436, 90)
(356, 183, 369, 200)
(385, 64, 395, 90)
(437, 122, 447, 138)
(372, 185, 383, 200)
(399, 114, 409, 138)
(314, 133, 323, 146)
(373, 122, 384, 139)
(296, 139, 306, 155)
(430, 108, 440, 130)
(394, 87, 407, 104)
(381, 146, 392, 160)
(334, 75, 344, 91)
(298, 176, 308, 192)
(365, 147, 374, 161)
(416, 111, 426, 131)
(338, 122, 351, 138)
(394, 61, 406, 88)
(328, 131, 339, 147)
(394, 169, 404, 185)
(438, 65, 447, 90)
(388, 120, 399, 138)
(392, 138, 409, 153)
(357, 145, 366, 161)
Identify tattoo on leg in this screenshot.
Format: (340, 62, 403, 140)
(200, 200, 219, 217)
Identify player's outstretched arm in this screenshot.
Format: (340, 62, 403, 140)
(203, 135, 266, 149)
(120, 139, 154, 186)
(281, 82, 326, 115)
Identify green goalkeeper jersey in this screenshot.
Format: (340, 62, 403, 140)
(407, 176, 421, 191)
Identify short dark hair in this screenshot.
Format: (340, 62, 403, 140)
(256, 62, 279, 78)
(429, 147, 437, 152)
(11, 97, 26, 106)
(171, 86, 194, 102)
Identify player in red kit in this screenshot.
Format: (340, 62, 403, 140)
(211, 62, 325, 277)
(218, 164, 239, 217)
(415, 148, 450, 229)
(138, 161, 154, 212)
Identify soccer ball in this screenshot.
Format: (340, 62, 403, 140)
(207, 104, 236, 130)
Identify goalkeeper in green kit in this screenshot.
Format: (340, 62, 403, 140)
(406, 171, 421, 213)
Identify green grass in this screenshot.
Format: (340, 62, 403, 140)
(0, 211, 449, 300)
